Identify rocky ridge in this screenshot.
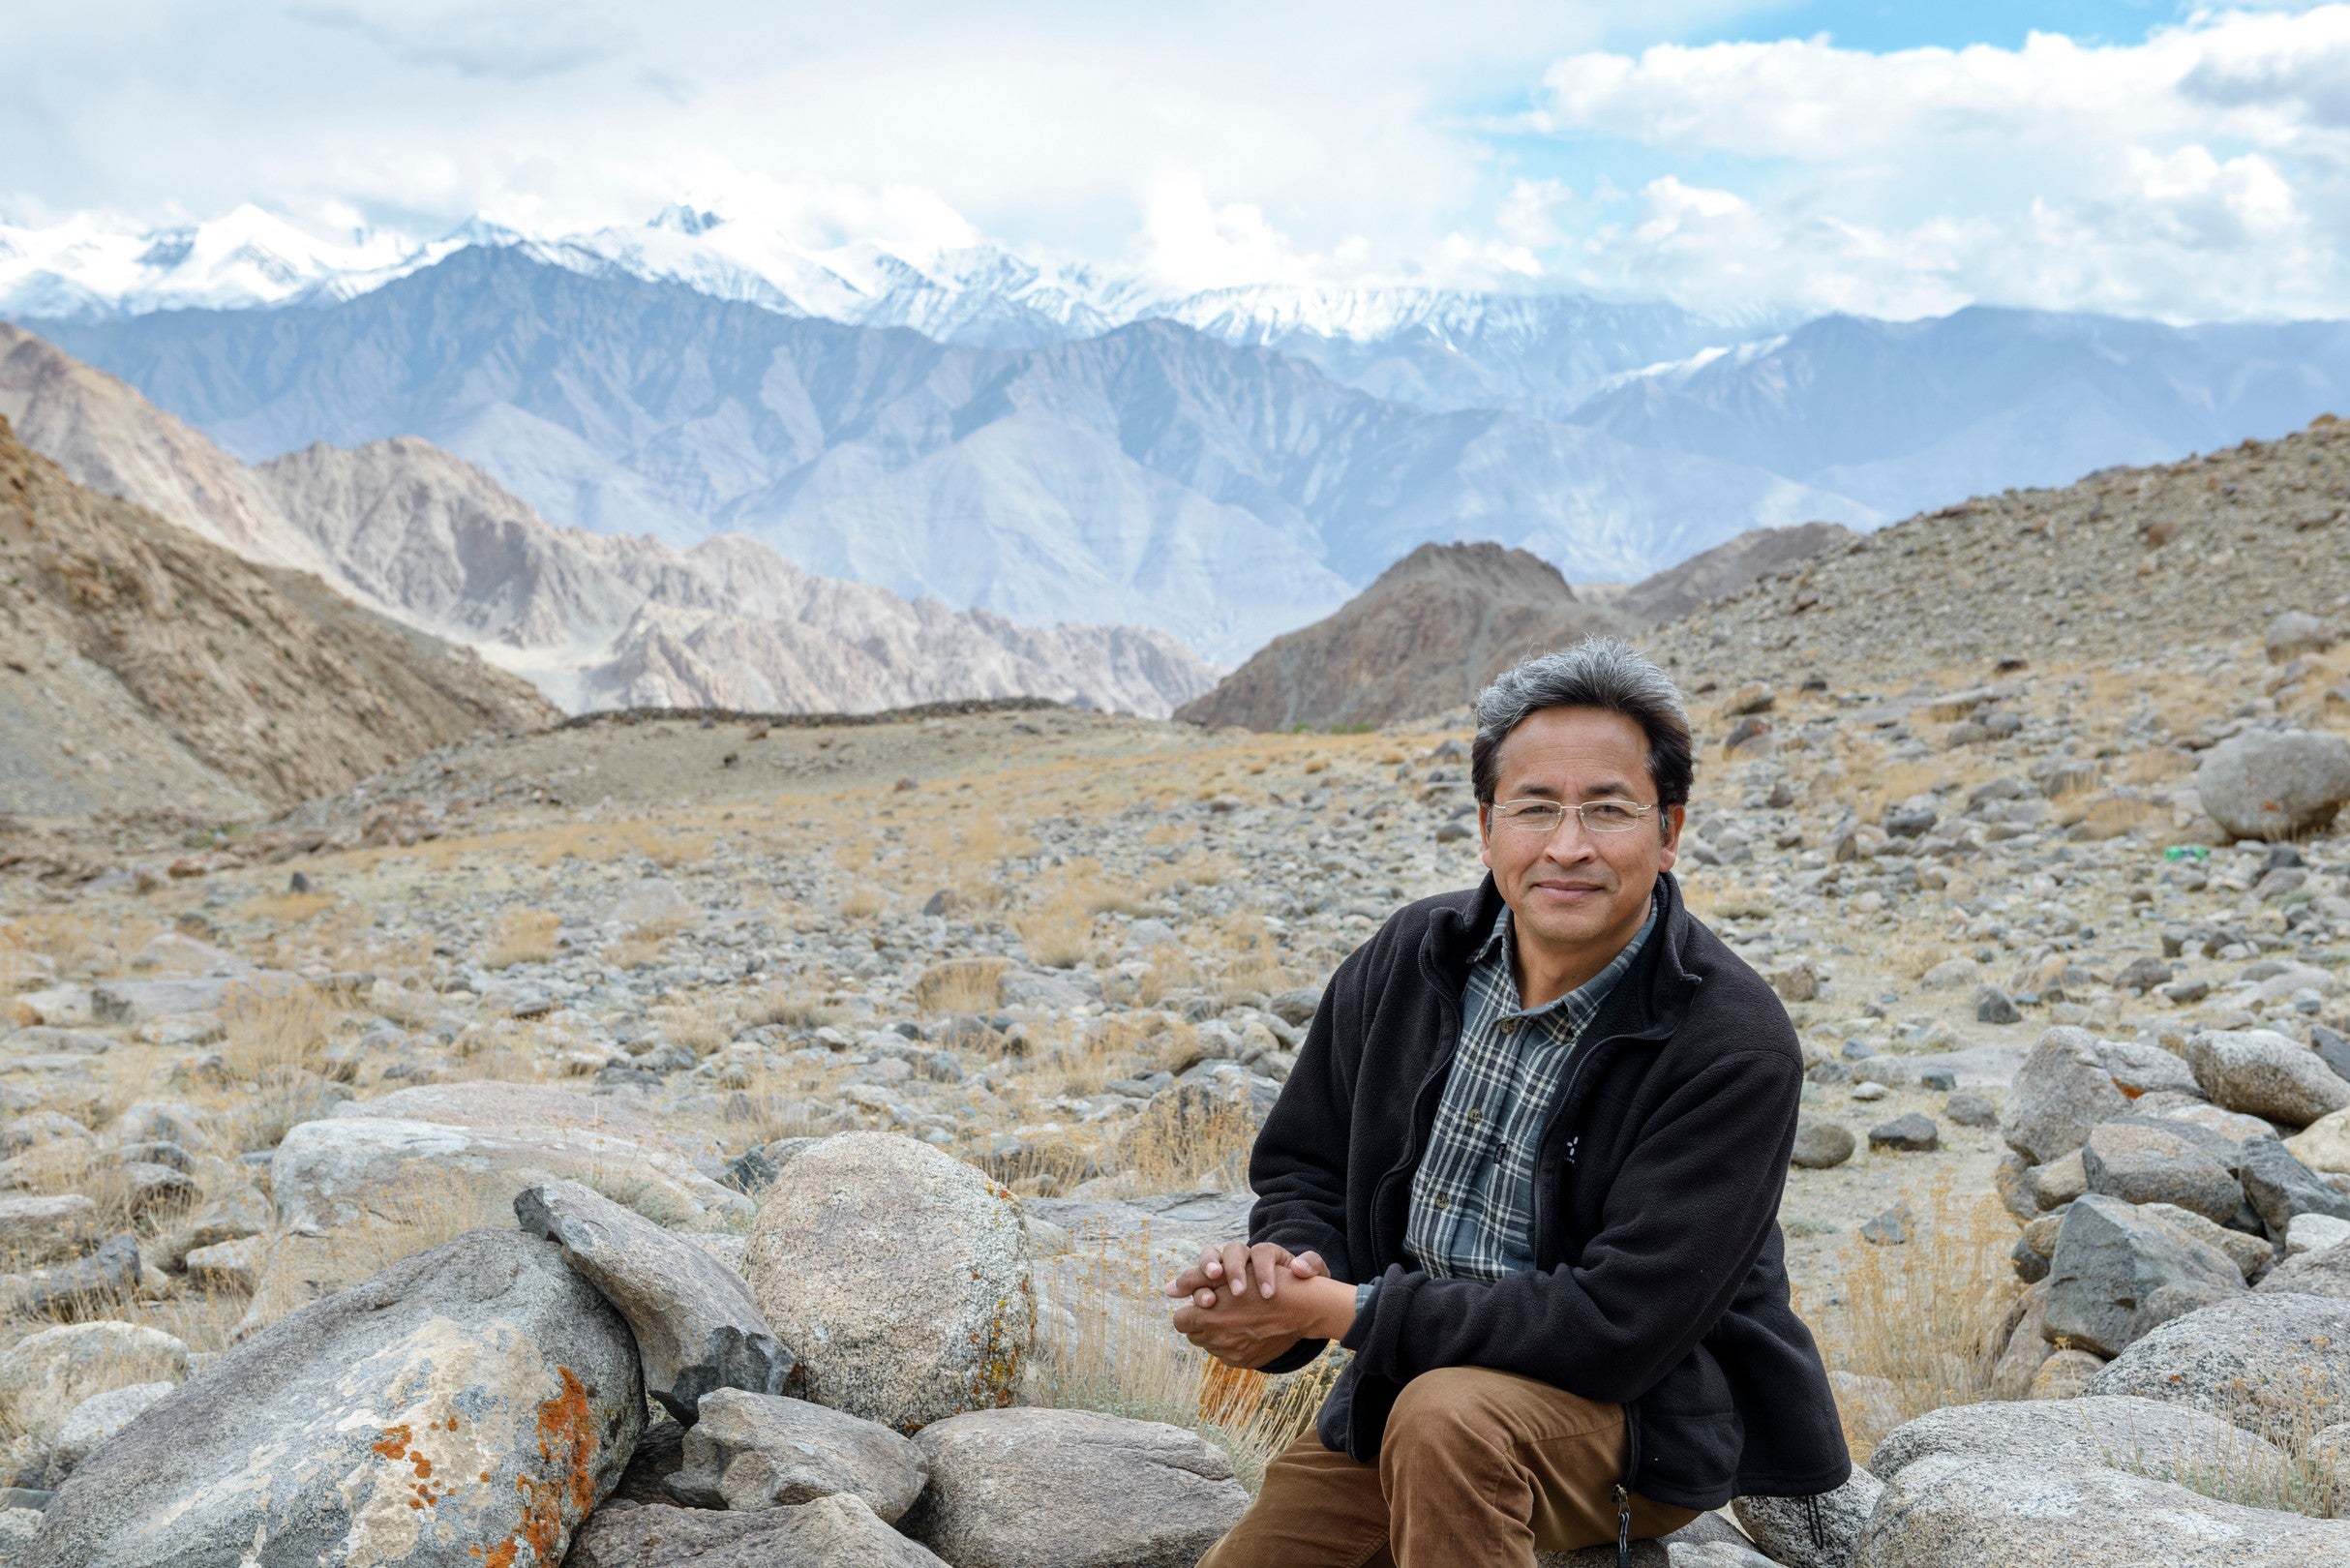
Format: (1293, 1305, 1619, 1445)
(0, 326, 1216, 719)
(0, 415, 554, 820)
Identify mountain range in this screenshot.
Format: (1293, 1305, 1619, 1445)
(15, 247, 1873, 659)
(9, 204, 2350, 663)
(0, 324, 1216, 717)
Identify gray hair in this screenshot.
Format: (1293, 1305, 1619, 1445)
(1471, 638, 1694, 814)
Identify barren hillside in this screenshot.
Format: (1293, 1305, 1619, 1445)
(0, 414, 555, 820)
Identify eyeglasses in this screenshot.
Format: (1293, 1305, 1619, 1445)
(1488, 799, 1657, 835)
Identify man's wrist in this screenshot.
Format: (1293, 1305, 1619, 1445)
(1303, 1274, 1358, 1342)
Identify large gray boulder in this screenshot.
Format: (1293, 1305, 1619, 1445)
(1732, 1467, 1884, 1568)
(1866, 1395, 2292, 1493)
(0, 1322, 185, 1420)
(2238, 1135, 2350, 1238)
(514, 1178, 794, 1422)
(274, 1081, 745, 1235)
(564, 1495, 947, 1568)
(664, 1389, 926, 1522)
(2195, 728, 2350, 840)
(2043, 1194, 2245, 1356)
(2187, 1030, 2350, 1128)
(906, 1407, 1249, 1568)
(744, 1132, 1033, 1431)
(2079, 1122, 2243, 1223)
(0, 1196, 98, 1262)
(2001, 1028, 2127, 1164)
(2087, 1292, 2350, 1435)
(28, 1229, 643, 1568)
(1853, 1451, 2350, 1565)
(2090, 1040, 2202, 1101)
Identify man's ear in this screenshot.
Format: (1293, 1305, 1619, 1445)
(1656, 803, 1685, 873)
(1478, 802, 1493, 871)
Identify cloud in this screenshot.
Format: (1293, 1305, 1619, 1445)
(1527, 5, 2350, 318)
(288, 2, 620, 81)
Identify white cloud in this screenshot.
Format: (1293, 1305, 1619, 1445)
(1531, 6, 2350, 319)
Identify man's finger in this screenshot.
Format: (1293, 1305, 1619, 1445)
(1199, 1245, 1226, 1282)
(1290, 1250, 1329, 1278)
(1250, 1242, 1290, 1298)
(1218, 1241, 1255, 1299)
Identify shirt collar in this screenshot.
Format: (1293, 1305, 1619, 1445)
(1475, 896, 1657, 1020)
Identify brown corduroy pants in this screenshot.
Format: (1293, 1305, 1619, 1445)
(1198, 1367, 1699, 1568)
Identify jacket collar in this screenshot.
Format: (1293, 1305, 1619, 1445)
(1424, 870, 1702, 1039)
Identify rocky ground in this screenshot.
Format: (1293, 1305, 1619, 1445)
(3, 426, 2350, 1562)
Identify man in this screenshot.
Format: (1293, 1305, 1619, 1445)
(1166, 639, 1848, 1567)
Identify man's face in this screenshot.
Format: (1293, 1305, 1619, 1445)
(1480, 707, 1683, 952)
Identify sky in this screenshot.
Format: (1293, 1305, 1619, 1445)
(4, 1, 2350, 319)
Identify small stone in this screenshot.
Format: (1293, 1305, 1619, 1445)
(1791, 1119, 1856, 1169)
(1861, 1203, 1913, 1245)
(2029, 1149, 2089, 1210)
(23, 1235, 139, 1320)
(2238, 1133, 2350, 1239)
(2027, 1348, 2107, 1400)
(907, 1407, 1249, 1568)
(2287, 1212, 2350, 1256)
(1851, 1079, 1889, 1101)
(0, 1194, 100, 1262)
(2003, 1026, 2129, 1163)
(1944, 1093, 1998, 1129)
(1975, 985, 2021, 1025)
(2111, 956, 2174, 993)
(1868, 1114, 1940, 1153)
(665, 1390, 927, 1521)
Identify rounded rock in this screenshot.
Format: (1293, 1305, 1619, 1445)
(2194, 728, 2350, 841)
(744, 1131, 1034, 1431)
(1791, 1119, 1856, 1169)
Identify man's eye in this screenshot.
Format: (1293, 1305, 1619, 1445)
(1584, 804, 1639, 825)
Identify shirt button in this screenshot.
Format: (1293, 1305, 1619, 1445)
(1432, 1194, 1449, 1210)
(1465, 1107, 1484, 1124)
(1497, 1018, 1518, 1035)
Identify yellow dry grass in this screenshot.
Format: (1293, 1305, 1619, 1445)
(1029, 1227, 1338, 1493)
(484, 908, 559, 969)
(1116, 1090, 1262, 1193)
(1815, 1181, 2018, 1461)
(1014, 888, 1099, 970)
(915, 956, 1009, 1015)
(245, 890, 334, 924)
(838, 887, 886, 922)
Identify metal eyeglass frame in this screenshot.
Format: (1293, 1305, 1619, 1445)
(1487, 799, 1657, 835)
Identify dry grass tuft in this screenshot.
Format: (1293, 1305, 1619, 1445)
(744, 988, 831, 1030)
(915, 957, 1009, 1015)
(211, 980, 349, 1152)
(1014, 888, 1098, 970)
(1116, 1092, 1262, 1193)
(485, 908, 560, 969)
(1816, 1181, 2018, 1461)
(1028, 1227, 1338, 1492)
(838, 887, 886, 922)
(246, 890, 334, 924)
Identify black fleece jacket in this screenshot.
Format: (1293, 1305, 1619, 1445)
(1247, 871, 1850, 1512)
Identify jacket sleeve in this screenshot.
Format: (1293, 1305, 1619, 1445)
(1340, 1040, 1801, 1405)
(1242, 938, 1372, 1374)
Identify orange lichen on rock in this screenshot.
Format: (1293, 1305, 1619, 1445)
(476, 1366, 601, 1567)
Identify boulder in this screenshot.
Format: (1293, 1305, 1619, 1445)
(21, 1235, 138, 1320)
(2027, 1150, 2087, 1210)
(2135, 1202, 2274, 1278)
(664, 1389, 926, 1521)
(744, 1132, 1033, 1431)
(2239, 1134, 2350, 1239)
(273, 1081, 745, 1234)
(1852, 1451, 2350, 1565)
(2079, 1122, 2243, 1223)
(0, 1322, 185, 1420)
(1867, 1395, 2292, 1493)
(1732, 1466, 1884, 1568)
(28, 1229, 643, 1568)
(1867, 1115, 1939, 1153)
(2287, 1106, 2350, 1173)
(1990, 1283, 2054, 1401)
(2090, 1040, 2201, 1100)
(43, 1381, 171, 1487)
(2287, 1213, 2350, 1255)
(513, 1178, 794, 1422)
(2194, 728, 2350, 840)
(565, 1495, 947, 1568)
(2001, 1028, 2127, 1164)
(2087, 1292, 2350, 1434)
(0, 1196, 98, 1262)
(2186, 1030, 2350, 1127)
(2027, 1349, 2105, 1400)
(1791, 1120, 1856, 1169)
(183, 1235, 265, 1294)
(2257, 1243, 2350, 1299)
(2043, 1195, 2244, 1357)
(907, 1407, 1249, 1568)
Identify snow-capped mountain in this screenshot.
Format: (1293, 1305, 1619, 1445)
(0, 205, 439, 320)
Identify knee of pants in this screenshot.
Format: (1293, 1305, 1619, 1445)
(1381, 1367, 1523, 1471)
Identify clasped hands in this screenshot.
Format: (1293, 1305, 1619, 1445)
(1162, 1241, 1358, 1370)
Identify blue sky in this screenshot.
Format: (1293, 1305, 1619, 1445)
(4, 2, 2347, 319)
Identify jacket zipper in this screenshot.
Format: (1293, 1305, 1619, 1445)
(1369, 954, 1465, 1270)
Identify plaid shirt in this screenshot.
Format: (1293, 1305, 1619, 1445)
(1400, 899, 1655, 1282)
